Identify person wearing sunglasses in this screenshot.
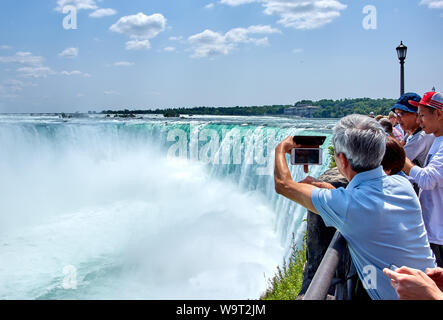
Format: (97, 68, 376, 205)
(392, 93, 435, 168)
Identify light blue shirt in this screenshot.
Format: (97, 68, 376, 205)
(410, 136, 443, 245)
(311, 166, 436, 300)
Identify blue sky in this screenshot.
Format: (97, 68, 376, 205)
(0, 0, 442, 113)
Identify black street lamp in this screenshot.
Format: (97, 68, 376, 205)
(396, 41, 408, 96)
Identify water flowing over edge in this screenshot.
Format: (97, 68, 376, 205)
(0, 114, 335, 299)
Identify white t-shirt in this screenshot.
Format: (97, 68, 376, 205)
(410, 136, 443, 245)
(404, 130, 435, 167)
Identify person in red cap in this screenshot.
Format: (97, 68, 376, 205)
(392, 92, 435, 168)
(403, 91, 443, 267)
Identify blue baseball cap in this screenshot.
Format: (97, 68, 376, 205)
(391, 92, 422, 113)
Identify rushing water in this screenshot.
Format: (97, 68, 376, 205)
(0, 114, 337, 299)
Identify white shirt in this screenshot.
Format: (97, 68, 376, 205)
(394, 124, 404, 138)
(404, 130, 435, 167)
(410, 136, 443, 245)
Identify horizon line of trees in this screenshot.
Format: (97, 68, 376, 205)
(101, 97, 397, 118)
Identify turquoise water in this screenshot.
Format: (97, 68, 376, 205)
(0, 114, 336, 299)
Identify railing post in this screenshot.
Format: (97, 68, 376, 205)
(303, 231, 347, 300)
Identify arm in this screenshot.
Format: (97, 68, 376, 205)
(404, 150, 443, 190)
(383, 266, 443, 300)
(402, 157, 415, 176)
(274, 136, 319, 214)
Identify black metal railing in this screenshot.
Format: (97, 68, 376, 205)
(303, 231, 348, 300)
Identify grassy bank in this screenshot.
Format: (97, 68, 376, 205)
(260, 234, 307, 300)
(261, 148, 336, 300)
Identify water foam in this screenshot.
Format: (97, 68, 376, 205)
(0, 121, 285, 299)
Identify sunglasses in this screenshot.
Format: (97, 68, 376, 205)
(395, 111, 414, 118)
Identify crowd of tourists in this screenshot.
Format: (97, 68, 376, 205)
(274, 91, 443, 300)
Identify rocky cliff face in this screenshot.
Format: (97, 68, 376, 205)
(298, 167, 350, 298)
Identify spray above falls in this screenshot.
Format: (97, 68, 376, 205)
(0, 114, 335, 299)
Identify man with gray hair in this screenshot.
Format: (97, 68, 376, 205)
(274, 114, 436, 300)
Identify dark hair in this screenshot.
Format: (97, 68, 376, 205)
(375, 115, 384, 121)
(421, 104, 438, 113)
(379, 118, 393, 136)
(381, 136, 406, 175)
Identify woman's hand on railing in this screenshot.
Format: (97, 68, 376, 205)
(299, 176, 336, 190)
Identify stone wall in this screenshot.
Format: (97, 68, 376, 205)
(297, 167, 350, 298)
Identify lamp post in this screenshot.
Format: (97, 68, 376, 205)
(396, 41, 407, 96)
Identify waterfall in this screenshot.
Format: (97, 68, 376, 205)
(0, 114, 334, 299)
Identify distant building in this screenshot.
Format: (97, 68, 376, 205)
(284, 104, 321, 118)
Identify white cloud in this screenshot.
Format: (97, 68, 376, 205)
(59, 47, 79, 58)
(264, 0, 347, 29)
(17, 66, 55, 78)
(205, 3, 215, 9)
(125, 39, 151, 51)
(420, 0, 443, 9)
(104, 90, 120, 95)
(220, 0, 257, 5)
(0, 52, 44, 66)
(0, 51, 56, 79)
(220, 0, 347, 29)
(55, 0, 98, 12)
(293, 48, 303, 53)
(0, 45, 12, 50)
(61, 70, 82, 76)
(146, 91, 161, 96)
(60, 70, 91, 77)
(188, 25, 280, 58)
(55, 0, 117, 21)
(89, 8, 117, 18)
(113, 61, 135, 67)
(1, 79, 25, 93)
(0, 82, 20, 99)
(164, 46, 176, 52)
(189, 30, 234, 58)
(169, 36, 183, 41)
(110, 13, 167, 50)
(110, 12, 166, 40)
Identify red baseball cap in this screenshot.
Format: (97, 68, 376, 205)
(419, 91, 443, 111)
